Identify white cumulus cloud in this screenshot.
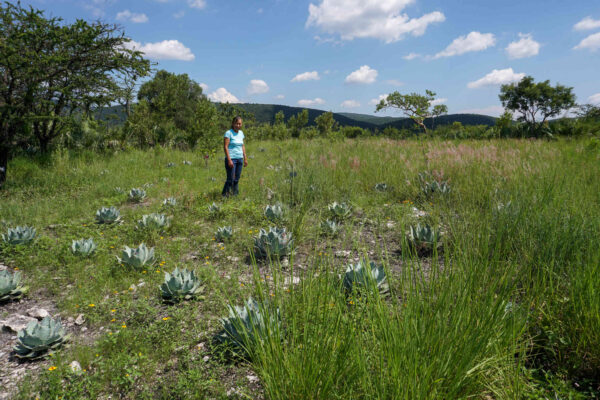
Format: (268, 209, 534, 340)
(345, 65, 378, 84)
(574, 16, 600, 31)
(434, 31, 496, 58)
(116, 10, 148, 23)
(459, 105, 505, 117)
(125, 40, 195, 61)
(506, 33, 540, 59)
(467, 68, 525, 89)
(306, 0, 445, 43)
(247, 79, 269, 95)
(341, 100, 360, 108)
(199, 83, 208, 92)
(298, 98, 325, 106)
(574, 32, 600, 51)
(188, 0, 206, 9)
(430, 98, 447, 106)
(588, 93, 600, 105)
(291, 71, 320, 82)
(207, 88, 240, 103)
(275, 94, 285, 99)
(369, 94, 388, 105)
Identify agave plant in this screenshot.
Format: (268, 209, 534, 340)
(264, 203, 285, 223)
(208, 203, 221, 215)
(419, 172, 451, 196)
(128, 188, 147, 203)
(182, 160, 192, 165)
(159, 267, 204, 303)
(0, 270, 28, 302)
(253, 227, 294, 260)
(321, 219, 341, 237)
(328, 202, 352, 221)
(13, 317, 68, 360)
(95, 207, 121, 224)
(71, 238, 97, 257)
(374, 183, 389, 192)
(2, 226, 37, 245)
(117, 243, 156, 269)
(137, 213, 171, 231)
(343, 261, 389, 295)
(167, 162, 175, 168)
(114, 187, 125, 194)
(407, 223, 443, 254)
(215, 297, 281, 355)
(215, 226, 233, 242)
(162, 197, 177, 207)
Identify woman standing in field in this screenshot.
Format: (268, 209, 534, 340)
(222, 116, 248, 197)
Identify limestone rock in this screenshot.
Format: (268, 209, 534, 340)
(1, 315, 36, 333)
(26, 308, 50, 320)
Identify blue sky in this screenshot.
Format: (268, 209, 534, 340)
(22, 0, 600, 116)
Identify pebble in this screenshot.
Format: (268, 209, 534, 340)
(0, 315, 36, 333)
(26, 308, 50, 320)
(69, 361, 82, 373)
(74, 314, 85, 325)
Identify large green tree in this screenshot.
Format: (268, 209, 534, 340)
(0, 1, 149, 188)
(375, 90, 442, 134)
(499, 76, 576, 137)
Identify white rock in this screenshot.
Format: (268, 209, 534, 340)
(137, 282, 146, 288)
(335, 250, 351, 257)
(0, 315, 36, 333)
(411, 207, 427, 218)
(26, 308, 50, 320)
(0, 264, 8, 271)
(69, 361, 82, 373)
(246, 375, 258, 383)
(203, 355, 210, 362)
(74, 314, 85, 325)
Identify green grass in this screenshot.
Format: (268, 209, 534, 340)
(1, 138, 599, 399)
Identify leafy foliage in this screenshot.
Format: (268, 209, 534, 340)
(71, 238, 97, 257)
(13, 317, 68, 359)
(253, 227, 294, 259)
(328, 202, 353, 221)
(320, 219, 341, 237)
(407, 223, 443, 255)
(343, 261, 389, 295)
(375, 90, 445, 134)
(117, 243, 156, 269)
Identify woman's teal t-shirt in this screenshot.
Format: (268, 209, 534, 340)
(224, 129, 244, 159)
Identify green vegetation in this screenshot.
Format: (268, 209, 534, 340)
(1, 138, 598, 398)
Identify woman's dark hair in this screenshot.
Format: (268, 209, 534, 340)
(231, 116, 243, 129)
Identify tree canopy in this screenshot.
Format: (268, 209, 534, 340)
(375, 90, 445, 134)
(499, 76, 576, 136)
(0, 1, 150, 187)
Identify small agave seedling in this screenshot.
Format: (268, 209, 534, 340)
(406, 223, 443, 254)
(71, 238, 97, 257)
(343, 261, 389, 295)
(162, 197, 177, 207)
(253, 227, 293, 260)
(114, 187, 125, 194)
(328, 202, 352, 221)
(321, 219, 341, 237)
(0, 270, 28, 302)
(374, 183, 389, 192)
(2, 226, 37, 245)
(215, 297, 281, 355)
(183, 160, 192, 165)
(159, 267, 204, 303)
(208, 203, 221, 215)
(137, 213, 171, 231)
(13, 317, 68, 360)
(166, 162, 175, 168)
(117, 243, 156, 269)
(128, 188, 147, 203)
(264, 203, 285, 223)
(95, 207, 121, 224)
(418, 172, 451, 196)
(215, 226, 233, 242)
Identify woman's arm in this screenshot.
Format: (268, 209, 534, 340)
(224, 138, 233, 168)
(242, 144, 248, 167)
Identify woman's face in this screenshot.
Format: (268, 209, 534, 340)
(233, 119, 243, 131)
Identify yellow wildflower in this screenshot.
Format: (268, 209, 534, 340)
(48, 366, 57, 371)
(162, 317, 170, 321)
(88, 304, 95, 307)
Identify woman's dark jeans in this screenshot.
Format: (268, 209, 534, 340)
(222, 158, 243, 197)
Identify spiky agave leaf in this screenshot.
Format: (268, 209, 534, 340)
(320, 219, 341, 237)
(159, 267, 204, 303)
(2, 226, 37, 245)
(407, 223, 443, 255)
(95, 207, 121, 224)
(215, 226, 233, 242)
(117, 243, 156, 269)
(253, 227, 293, 260)
(0, 270, 28, 302)
(71, 238, 97, 257)
(128, 188, 147, 203)
(137, 213, 171, 231)
(343, 261, 388, 295)
(13, 317, 68, 360)
(328, 202, 352, 221)
(162, 197, 177, 207)
(264, 203, 285, 223)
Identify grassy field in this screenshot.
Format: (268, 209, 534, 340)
(1, 137, 599, 399)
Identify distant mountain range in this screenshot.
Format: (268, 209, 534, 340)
(96, 103, 497, 130)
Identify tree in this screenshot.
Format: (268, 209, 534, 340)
(287, 109, 308, 138)
(0, 2, 150, 188)
(430, 104, 448, 130)
(499, 76, 576, 137)
(375, 90, 440, 134)
(314, 111, 338, 137)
